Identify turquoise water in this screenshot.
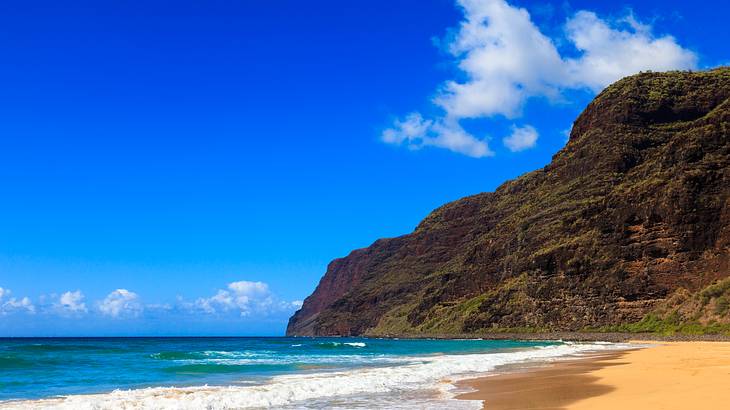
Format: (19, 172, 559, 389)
(0, 337, 555, 401)
(0, 337, 623, 409)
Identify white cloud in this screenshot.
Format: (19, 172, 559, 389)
(0, 281, 298, 322)
(562, 125, 573, 142)
(564, 11, 697, 91)
(145, 303, 172, 311)
(98, 289, 143, 318)
(55, 290, 87, 315)
(435, 0, 566, 119)
(0, 287, 35, 315)
(191, 280, 299, 317)
(228, 280, 270, 296)
(382, 113, 493, 158)
(382, 0, 697, 157)
(503, 125, 538, 152)
(3, 297, 35, 314)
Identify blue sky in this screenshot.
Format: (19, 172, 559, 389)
(0, 0, 727, 336)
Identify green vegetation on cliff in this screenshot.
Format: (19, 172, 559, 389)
(594, 277, 730, 336)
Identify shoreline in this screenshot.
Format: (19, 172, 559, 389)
(456, 341, 730, 409)
(360, 332, 730, 342)
(0, 340, 631, 409)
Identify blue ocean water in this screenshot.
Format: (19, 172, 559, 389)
(0, 337, 623, 409)
(0, 337, 555, 401)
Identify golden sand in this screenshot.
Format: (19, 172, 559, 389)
(458, 341, 730, 410)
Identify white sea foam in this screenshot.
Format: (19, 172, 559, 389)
(0, 342, 632, 409)
(315, 341, 367, 348)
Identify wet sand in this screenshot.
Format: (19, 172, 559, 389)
(457, 342, 730, 410)
(456, 351, 628, 409)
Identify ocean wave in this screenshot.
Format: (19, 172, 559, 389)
(0, 342, 631, 409)
(162, 363, 291, 375)
(0, 355, 67, 369)
(151, 350, 261, 361)
(150, 351, 203, 361)
(315, 341, 366, 349)
(156, 354, 405, 368)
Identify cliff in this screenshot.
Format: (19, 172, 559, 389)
(287, 68, 730, 336)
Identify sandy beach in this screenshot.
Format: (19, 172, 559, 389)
(458, 341, 730, 409)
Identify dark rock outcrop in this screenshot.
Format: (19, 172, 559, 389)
(287, 68, 730, 336)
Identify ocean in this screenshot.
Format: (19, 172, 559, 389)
(0, 337, 626, 409)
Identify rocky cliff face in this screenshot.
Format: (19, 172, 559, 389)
(287, 68, 730, 336)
